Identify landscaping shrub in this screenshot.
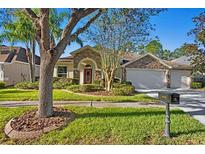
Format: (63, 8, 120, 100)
(15, 81, 39, 90)
(93, 80, 101, 85)
(53, 77, 72, 83)
(191, 82, 203, 89)
(67, 84, 103, 93)
(114, 78, 121, 83)
(71, 78, 79, 84)
(80, 84, 103, 92)
(52, 77, 79, 89)
(112, 84, 135, 96)
(15, 78, 79, 90)
(0, 81, 5, 88)
(113, 83, 126, 88)
(53, 78, 73, 89)
(53, 81, 72, 89)
(100, 79, 105, 87)
(67, 85, 81, 93)
(121, 81, 132, 85)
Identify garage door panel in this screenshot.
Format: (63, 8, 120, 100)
(170, 70, 191, 88)
(126, 69, 166, 89)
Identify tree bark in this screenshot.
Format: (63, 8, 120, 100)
(31, 39, 36, 82)
(26, 46, 34, 82)
(38, 51, 56, 118)
(23, 8, 102, 118)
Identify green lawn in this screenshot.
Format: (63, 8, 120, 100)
(0, 88, 157, 102)
(0, 106, 205, 144)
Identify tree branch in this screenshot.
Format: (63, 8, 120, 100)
(40, 8, 50, 51)
(24, 9, 39, 20)
(61, 8, 98, 39)
(55, 8, 101, 59)
(70, 9, 102, 41)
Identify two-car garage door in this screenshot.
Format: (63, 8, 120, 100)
(126, 68, 167, 89)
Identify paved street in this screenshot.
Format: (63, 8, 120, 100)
(146, 89, 205, 125)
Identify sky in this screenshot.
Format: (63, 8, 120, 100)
(150, 8, 205, 51)
(1, 8, 205, 57)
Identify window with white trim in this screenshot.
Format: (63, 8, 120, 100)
(57, 66, 67, 77)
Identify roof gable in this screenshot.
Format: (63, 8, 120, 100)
(124, 53, 171, 69)
(70, 45, 99, 55)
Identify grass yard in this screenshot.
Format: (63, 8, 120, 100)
(0, 88, 157, 102)
(0, 106, 205, 144)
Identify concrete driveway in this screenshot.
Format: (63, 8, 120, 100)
(145, 89, 205, 125)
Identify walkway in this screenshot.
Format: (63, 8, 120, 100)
(0, 101, 164, 108)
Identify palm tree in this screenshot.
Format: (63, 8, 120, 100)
(0, 10, 36, 82)
(0, 9, 83, 82)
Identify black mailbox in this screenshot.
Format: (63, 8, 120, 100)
(158, 91, 180, 104)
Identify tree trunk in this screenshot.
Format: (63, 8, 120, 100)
(38, 55, 55, 118)
(31, 39, 36, 82)
(104, 71, 112, 92)
(107, 80, 112, 92)
(26, 46, 34, 82)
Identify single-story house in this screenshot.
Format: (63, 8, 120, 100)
(0, 45, 40, 86)
(54, 45, 192, 89)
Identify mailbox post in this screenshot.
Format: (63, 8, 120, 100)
(158, 91, 180, 138)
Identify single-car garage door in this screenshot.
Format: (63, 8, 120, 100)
(126, 68, 167, 89)
(170, 70, 191, 88)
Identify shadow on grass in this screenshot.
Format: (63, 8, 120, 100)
(171, 129, 205, 137)
(77, 110, 184, 119)
(0, 90, 33, 94)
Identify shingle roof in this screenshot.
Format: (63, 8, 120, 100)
(122, 53, 191, 70)
(0, 46, 40, 65)
(163, 60, 191, 70)
(122, 52, 140, 61)
(171, 56, 191, 65)
(59, 55, 74, 62)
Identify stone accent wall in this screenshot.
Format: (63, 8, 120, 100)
(126, 55, 168, 69)
(73, 70, 80, 79)
(73, 49, 101, 69)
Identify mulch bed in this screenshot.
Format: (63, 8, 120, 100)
(11, 107, 74, 132)
(85, 90, 112, 96)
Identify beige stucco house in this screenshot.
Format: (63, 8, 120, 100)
(54, 45, 192, 89)
(0, 46, 40, 86)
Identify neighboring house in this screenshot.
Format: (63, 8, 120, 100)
(0, 46, 40, 86)
(54, 45, 192, 89)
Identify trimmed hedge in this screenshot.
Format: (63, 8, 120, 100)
(53, 78, 74, 89)
(67, 85, 81, 93)
(112, 84, 135, 96)
(0, 81, 5, 89)
(121, 81, 132, 85)
(67, 84, 103, 93)
(93, 80, 101, 85)
(15, 77, 79, 90)
(191, 82, 203, 89)
(15, 81, 39, 90)
(53, 77, 79, 84)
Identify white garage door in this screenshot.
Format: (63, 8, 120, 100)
(126, 68, 167, 89)
(170, 70, 191, 88)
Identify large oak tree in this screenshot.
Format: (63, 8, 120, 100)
(22, 8, 102, 117)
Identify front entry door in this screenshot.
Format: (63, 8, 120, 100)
(84, 69, 92, 84)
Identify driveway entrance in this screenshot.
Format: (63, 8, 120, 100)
(145, 89, 205, 125)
